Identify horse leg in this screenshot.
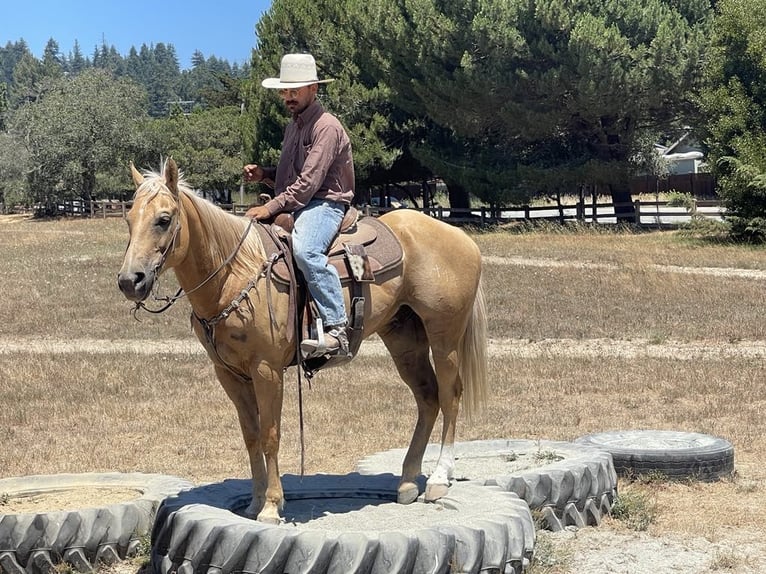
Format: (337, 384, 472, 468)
(379, 313, 439, 504)
(250, 360, 285, 524)
(214, 366, 268, 518)
(423, 346, 463, 502)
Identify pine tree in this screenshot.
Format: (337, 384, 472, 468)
(357, 0, 712, 214)
(68, 40, 88, 75)
(245, 0, 408, 199)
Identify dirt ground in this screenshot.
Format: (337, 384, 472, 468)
(4, 335, 766, 574)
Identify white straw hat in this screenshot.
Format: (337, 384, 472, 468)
(262, 54, 335, 89)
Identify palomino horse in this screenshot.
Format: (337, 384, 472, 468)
(118, 158, 488, 523)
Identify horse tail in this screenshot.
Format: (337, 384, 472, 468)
(460, 276, 489, 421)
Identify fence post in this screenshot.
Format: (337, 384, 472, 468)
(591, 192, 598, 223)
(634, 200, 641, 224)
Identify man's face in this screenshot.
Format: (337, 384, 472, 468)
(279, 84, 317, 115)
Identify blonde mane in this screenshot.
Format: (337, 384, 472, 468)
(134, 163, 266, 278)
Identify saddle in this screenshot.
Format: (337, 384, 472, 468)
(255, 207, 403, 376)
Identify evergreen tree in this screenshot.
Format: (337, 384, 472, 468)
(68, 40, 88, 75)
(140, 42, 182, 116)
(698, 0, 766, 241)
(41, 38, 64, 79)
(0, 40, 31, 87)
(92, 41, 124, 74)
(10, 51, 45, 106)
(244, 0, 405, 200)
(0, 82, 8, 131)
(357, 0, 713, 216)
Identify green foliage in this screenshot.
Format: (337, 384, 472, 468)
(666, 191, 696, 210)
(356, 0, 712, 204)
(697, 0, 766, 241)
(8, 69, 149, 206)
(146, 106, 244, 200)
(610, 487, 658, 531)
(244, 0, 403, 194)
(0, 37, 250, 207)
(0, 131, 31, 208)
(716, 155, 766, 241)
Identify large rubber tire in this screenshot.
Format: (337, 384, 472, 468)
(574, 430, 735, 481)
(151, 473, 536, 574)
(355, 439, 618, 532)
(0, 473, 193, 574)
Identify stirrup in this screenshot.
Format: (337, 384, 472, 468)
(301, 320, 350, 359)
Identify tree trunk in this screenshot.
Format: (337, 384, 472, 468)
(444, 179, 471, 219)
(609, 184, 634, 223)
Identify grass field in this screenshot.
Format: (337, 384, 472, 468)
(1, 214, 766, 572)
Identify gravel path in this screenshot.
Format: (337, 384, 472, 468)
(3, 335, 766, 362)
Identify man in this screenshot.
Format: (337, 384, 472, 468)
(244, 53, 355, 359)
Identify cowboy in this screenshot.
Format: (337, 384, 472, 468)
(244, 54, 355, 359)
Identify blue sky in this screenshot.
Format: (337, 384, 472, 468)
(2, 0, 272, 69)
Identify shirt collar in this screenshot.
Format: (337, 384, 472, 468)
(295, 99, 323, 127)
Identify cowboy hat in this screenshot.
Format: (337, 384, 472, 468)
(262, 54, 335, 89)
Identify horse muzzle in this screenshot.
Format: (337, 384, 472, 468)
(117, 267, 156, 302)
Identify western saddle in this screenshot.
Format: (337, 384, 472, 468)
(255, 207, 403, 377)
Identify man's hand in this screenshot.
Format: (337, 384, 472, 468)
(243, 164, 264, 183)
(246, 205, 271, 220)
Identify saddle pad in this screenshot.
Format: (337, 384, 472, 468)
(257, 216, 403, 285)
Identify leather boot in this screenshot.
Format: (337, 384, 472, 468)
(301, 326, 350, 359)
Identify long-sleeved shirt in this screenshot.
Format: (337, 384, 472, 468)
(262, 99, 354, 216)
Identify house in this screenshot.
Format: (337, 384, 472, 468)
(654, 131, 706, 175)
(631, 131, 716, 198)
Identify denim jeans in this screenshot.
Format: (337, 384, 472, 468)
(292, 198, 347, 328)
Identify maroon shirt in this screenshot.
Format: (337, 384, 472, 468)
(263, 99, 354, 216)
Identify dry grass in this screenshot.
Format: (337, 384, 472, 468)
(2, 214, 766, 559)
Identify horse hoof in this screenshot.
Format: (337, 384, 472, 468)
(397, 482, 420, 504)
(425, 483, 449, 502)
(256, 510, 283, 525)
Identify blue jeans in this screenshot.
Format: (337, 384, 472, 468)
(292, 198, 347, 328)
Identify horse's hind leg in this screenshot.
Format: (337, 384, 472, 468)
(379, 310, 439, 504)
(423, 345, 463, 502)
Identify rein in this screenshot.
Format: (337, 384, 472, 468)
(133, 217, 255, 316)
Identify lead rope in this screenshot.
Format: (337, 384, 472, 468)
(297, 364, 306, 476)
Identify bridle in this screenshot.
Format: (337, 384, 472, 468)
(129, 198, 310, 475)
(132, 214, 256, 317)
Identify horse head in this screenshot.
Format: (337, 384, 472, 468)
(117, 158, 188, 301)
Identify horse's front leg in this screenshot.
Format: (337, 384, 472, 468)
(251, 360, 285, 524)
(214, 366, 268, 518)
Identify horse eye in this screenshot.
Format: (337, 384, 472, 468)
(157, 215, 172, 229)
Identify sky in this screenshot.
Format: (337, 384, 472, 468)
(2, 0, 272, 69)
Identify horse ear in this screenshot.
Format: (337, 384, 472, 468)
(165, 157, 179, 196)
(130, 162, 144, 187)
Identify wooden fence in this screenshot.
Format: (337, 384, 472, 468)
(630, 172, 716, 199)
(364, 199, 723, 227)
(35, 197, 724, 228)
